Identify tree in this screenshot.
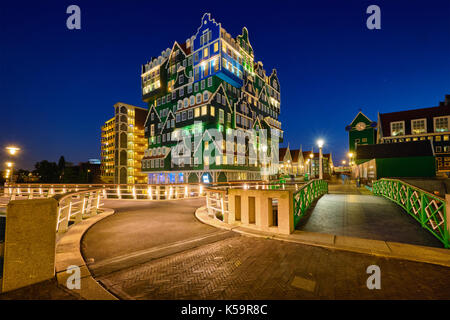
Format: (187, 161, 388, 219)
(34, 160, 59, 183)
(58, 156, 66, 182)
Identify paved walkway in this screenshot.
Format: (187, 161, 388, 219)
(298, 184, 443, 248)
(81, 198, 450, 300)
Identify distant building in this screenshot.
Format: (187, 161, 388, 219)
(345, 111, 377, 153)
(101, 117, 115, 183)
(101, 102, 148, 184)
(279, 146, 305, 176)
(302, 150, 333, 179)
(377, 94, 450, 173)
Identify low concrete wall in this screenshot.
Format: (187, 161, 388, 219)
(2, 199, 58, 292)
(228, 189, 294, 235)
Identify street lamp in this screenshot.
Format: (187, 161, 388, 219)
(348, 152, 354, 166)
(6, 146, 20, 156)
(309, 153, 314, 177)
(5, 162, 14, 183)
(317, 139, 324, 179)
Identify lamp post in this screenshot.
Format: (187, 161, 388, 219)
(317, 139, 324, 180)
(348, 152, 354, 166)
(5, 162, 13, 184)
(4, 146, 20, 185)
(309, 153, 314, 178)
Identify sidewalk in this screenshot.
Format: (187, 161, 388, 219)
(195, 207, 450, 268)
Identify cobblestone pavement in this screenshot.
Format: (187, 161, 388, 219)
(98, 235, 450, 300)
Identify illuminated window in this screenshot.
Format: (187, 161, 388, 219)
(195, 107, 200, 117)
(436, 136, 442, 141)
(390, 121, 405, 136)
(210, 106, 215, 117)
(204, 48, 209, 58)
(411, 119, 426, 134)
(435, 116, 449, 132)
(201, 105, 207, 115)
(214, 42, 218, 52)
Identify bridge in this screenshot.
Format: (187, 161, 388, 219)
(0, 179, 449, 299)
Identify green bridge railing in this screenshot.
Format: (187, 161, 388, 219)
(293, 179, 328, 228)
(373, 178, 449, 248)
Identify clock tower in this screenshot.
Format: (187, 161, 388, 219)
(345, 111, 376, 153)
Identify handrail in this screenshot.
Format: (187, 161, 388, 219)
(373, 178, 449, 248)
(53, 188, 104, 233)
(292, 179, 328, 228)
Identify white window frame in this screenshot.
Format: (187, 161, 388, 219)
(434, 116, 450, 133)
(390, 121, 405, 137)
(411, 118, 427, 135)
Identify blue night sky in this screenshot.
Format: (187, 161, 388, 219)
(1, 0, 449, 170)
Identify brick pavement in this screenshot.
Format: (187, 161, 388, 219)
(98, 235, 450, 300)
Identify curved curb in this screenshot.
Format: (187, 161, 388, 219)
(195, 206, 450, 268)
(55, 208, 118, 300)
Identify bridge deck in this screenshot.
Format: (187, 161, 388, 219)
(298, 184, 443, 248)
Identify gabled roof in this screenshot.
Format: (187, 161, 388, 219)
(348, 111, 373, 126)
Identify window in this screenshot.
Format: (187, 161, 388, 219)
(196, 94, 202, 104)
(204, 63, 209, 76)
(214, 42, 218, 52)
(182, 111, 187, 121)
(180, 87, 184, 96)
(435, 116, 449, 132)
(195, 107, 200, 117)
(194, 52, 199, 62)
(187, 84, 192, 94)
(362, 138, 367, 143)
(216, 93, 221, 103)
(184, 98, 189, 108)
(188, 109, 193, 119)
(203, 48, 208, 58)
(201, 105, 207, 116)
(160, 159, 164, 167)
(176, 113, 181, 122)
(436, 146, 442, 153)
(190, 96, 195, 106)
(208, 77, 212, 87)
(177, 100, 182, 110)
(412, 119, 426, 134)
(390, 121, 405, 136)
(201, 80, 205, 90)
(210, 106, 215, 117)
(219, 109, 224, 124)
(436, 135, 442, 141)
(194, 83, 199, 92)
(203, 91, 209, 101)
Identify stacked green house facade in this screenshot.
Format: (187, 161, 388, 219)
(140, 13, 283, 184)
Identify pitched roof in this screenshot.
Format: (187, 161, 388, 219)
(290, 149, 301, 162)
(379, 103, 450, 137)
(279, 147, 288, 161)
(356, 140, 434, 159)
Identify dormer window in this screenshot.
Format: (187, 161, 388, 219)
(390, 121, 405, 137)
(434, 116, 449, 132)
(411, 118, 427, 134)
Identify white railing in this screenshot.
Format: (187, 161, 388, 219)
(1, 183, 207, 202)
(54, 188, 104, 233)
(205, 188, 229, 220)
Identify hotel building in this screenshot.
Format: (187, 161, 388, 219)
(140, 13, 282, 184)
